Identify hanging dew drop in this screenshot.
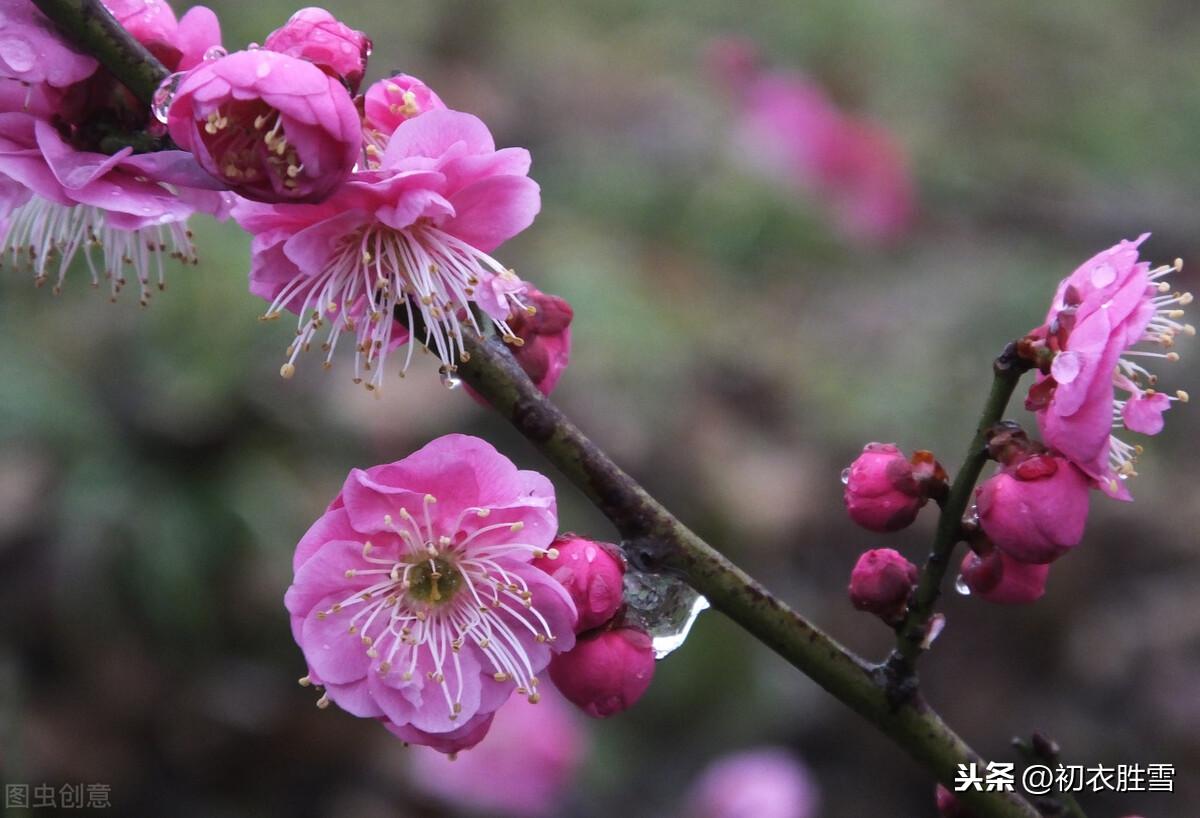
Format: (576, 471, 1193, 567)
(621, 570, 709, 659)
(439, 369, 461, 390)
(150, 72, 185, 124)
(921, 613, 946, 649)
(840, 467, 851, 485)
(954, 574, 971, 596)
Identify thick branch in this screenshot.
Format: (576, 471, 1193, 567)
(33, 0, 169, 106)
(458, 332, 1038, 818)
(891, 342, 1032, 672)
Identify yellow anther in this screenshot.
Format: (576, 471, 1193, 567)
(280, 362, 296, 379)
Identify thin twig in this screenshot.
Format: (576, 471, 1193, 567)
(889, 342, 1032, 678)
(458, 331, 1039, 818)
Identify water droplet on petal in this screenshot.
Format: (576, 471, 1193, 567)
(247, 42, 261, 50)
(256, 62, 271, 78)
(921, 613, 946, 649)
(151, 72, 185, 124)
(622, 571, 709, 659)
(1091, 263, 1117, 288)
(840, 467, 852, 485)
(954, 574, 971, 596)
(203, 45, 227, 62)
(0, 37, 35, 72)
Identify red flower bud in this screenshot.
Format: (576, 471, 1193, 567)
(549, 628, 655, 718)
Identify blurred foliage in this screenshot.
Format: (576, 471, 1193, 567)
(2, 1, 1199, 816)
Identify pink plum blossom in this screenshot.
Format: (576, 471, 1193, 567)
(533, 534, 624, 633)
(407, 688, 586, 816)
(976, 453, 1090, 565)
(0, 0, 230, 302)
(264, 7, 372, 94)
(842, 443, 945, 532)
(361, 74, 446, 160)
(233, 108, 540, 390)
(848, 547, 918, 624)
(1026, 236, 1192, 498)
(684, 747, 819, 818)
(285, 434, 577, 753)
(712, 40, 916, 244)
(549, 626, 655, 718)
(960, 549, 1050, 605)
(166, 49, 361, 203)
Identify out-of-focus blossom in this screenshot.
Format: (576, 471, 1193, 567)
(549, 627, 654, 718)
(233, 109, 540, 389)
(361, 73, 446, 160)
(533, 534, 623, 633)
(167, 49, 360, 203)
(1024, 235, 1192, 499)
(683, 747, 819, 818)
(842, 443, 945, 532)
(960, 549, 1049, 605)
(710, 38, 916, 244)
(847, 547, 917, 624)
(407, 688, 586, 817)
(0, 0, 229, 302)
(976, 453, 1090, 565)
(263, 7, 371, 94)
(284, 434, 576, 753)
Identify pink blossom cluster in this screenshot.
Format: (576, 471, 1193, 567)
(708, 37, 916, 244)
(3, 1, 574, 395)
(0, 0, 232, 302)
(842, 238, 1191, 610)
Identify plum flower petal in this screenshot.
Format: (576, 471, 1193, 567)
(234, 109, 540, 390)
(0, 0, 98, 90)
(285, 434, 577, 753)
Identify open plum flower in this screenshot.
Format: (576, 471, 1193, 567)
(0, 0, 231, 302)
(285, 434, 577, 753)
(234, 108, 540, 389)
(1025, 235, 1192, 498)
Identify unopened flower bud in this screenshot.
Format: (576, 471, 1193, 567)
(960, 549, 1049, 605)
(533, 534, 625, 633)
(843, 443, 945, 532)
(976, 453, 1090, 564)
(509, 287, 573, 395)
(935, 784, 974, 818)
(264, 7, 372, 93)
(847, 548, 917, 624)
(549, 627, 655, 718)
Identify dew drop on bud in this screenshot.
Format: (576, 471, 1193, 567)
(202, 45, 228, 62)
(840, 467, 851, 485)
(150, 72, 185, 124)
(247, 42, 261, 50)
(954, 574, 971, 596)
(439, 369, 461, 390)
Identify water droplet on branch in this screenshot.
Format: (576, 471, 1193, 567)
(622, 570, 709, 659)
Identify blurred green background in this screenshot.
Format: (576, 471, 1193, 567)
(2, 0, 1199, 815)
